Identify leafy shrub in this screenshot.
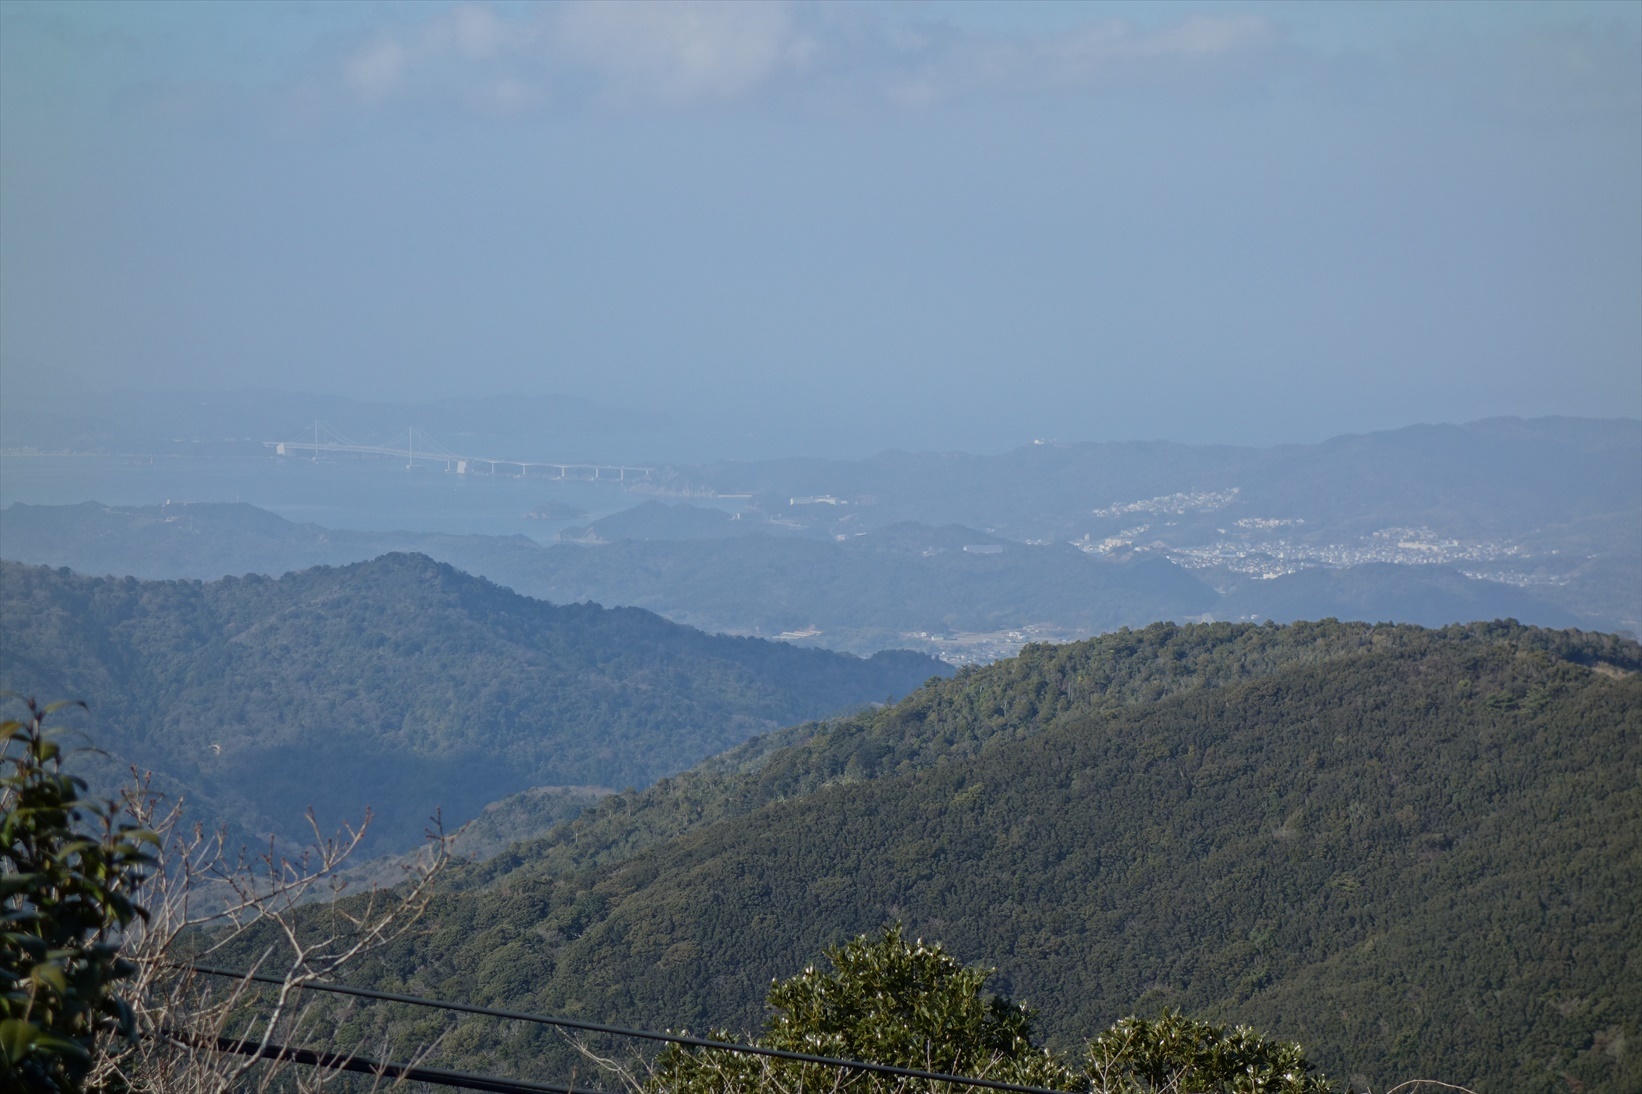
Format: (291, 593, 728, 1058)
(1086, 1008, 1332, 1093)
(1, 697, 157, 1092)
(648, 924, 1075, 1090)
(642, 925, 1332, 1093)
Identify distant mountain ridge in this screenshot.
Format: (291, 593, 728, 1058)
(3, 415, 1635, 651)
(559, 500, 765, 542)
(0, 555, 943, 853)
(1, 501, 1612, 653)
(661, 416, 1641, 539)
(1215, 561, 1583, 629)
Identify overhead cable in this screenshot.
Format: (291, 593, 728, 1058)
(183, 962, 1071, 1094)
(163, 1028, 604, 1094)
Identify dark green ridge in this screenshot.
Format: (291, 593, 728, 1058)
(317, 620, 1638, 1093)
(457, 619, 1636, 886)
(0, 554, 944, 854)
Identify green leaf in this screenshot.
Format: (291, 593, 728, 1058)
(0, 1018, 40, 1063)
(30, 964, 68, 993)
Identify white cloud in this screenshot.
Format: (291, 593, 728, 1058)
(450, 4, 507, 60)
(1141, 15, 1273, 58)
(334, 1, 1276, 113)
(344, 37, 413, 102)
(867, 11, 1283, 106)
(339, 2, 542, 107)
(482, 77, 538, 113)
(553, 1, 812, 106)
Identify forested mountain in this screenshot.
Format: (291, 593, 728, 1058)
(319, 621, 1640, 1093)
(0, 555, 942, 853)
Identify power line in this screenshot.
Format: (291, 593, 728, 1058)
(184, 963, 1072, 1094)
(164, 1028, 604, 1094)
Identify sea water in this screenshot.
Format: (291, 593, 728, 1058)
(0, 452, 707, 539)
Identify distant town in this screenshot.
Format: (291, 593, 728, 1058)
(1163, 526, 1539, 585)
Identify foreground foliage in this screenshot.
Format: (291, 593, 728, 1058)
(644, 927, 1330, 1093)
(2, 695, 450, 1092)
(1, 697, 155, 1092)
(1085, 1009, 1331, 1094)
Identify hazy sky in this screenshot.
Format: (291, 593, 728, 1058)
(3, 0, 1639, 456)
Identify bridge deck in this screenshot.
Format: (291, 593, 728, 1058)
(267, 438, 654, 480)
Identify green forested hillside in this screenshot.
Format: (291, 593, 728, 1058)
(453, 620, 1633, 881)
(0, 555, 943, 852)
(327, 621, 1639, 1093)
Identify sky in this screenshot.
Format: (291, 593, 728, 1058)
(2, 0, 1639, 458)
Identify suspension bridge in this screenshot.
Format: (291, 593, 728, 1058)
(266, 423, 656, 482)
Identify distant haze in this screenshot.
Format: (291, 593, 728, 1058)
(2, 0, 1638, 458)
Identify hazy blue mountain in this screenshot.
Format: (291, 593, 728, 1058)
(560, 500, 790, 542)
(1216, 562, 1583, 629)
(0, 504, 1225, 654)
(0, 500, 550, 583)
(4, 416, 1636, 647)
(529, 524, 1222, 651)
(650, 417, 1640, 634)
(4, 498, 1629, 656)
(658, 417, 1640, 544)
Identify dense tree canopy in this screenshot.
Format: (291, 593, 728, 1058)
(313, 621, 1638, 1092)
(652, 925, 1075, 1091)
(0, 555, 942, 852)
(651, 926, 1332, 1093)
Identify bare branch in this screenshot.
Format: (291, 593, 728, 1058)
(86, 772, 450, 1093)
